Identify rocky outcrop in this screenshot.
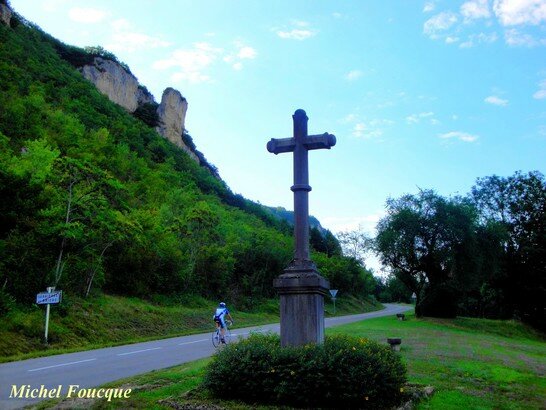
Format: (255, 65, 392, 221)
(80, 58, 202, 165)
(0, 2, 12, 26)
(136, 85, 155, 106)
(156, 88, 199, 162)
(80, 57, 142, 112)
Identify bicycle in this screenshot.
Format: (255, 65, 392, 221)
(212, 320, 232, 347)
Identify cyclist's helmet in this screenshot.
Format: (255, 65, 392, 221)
(219, 302, 226, 307)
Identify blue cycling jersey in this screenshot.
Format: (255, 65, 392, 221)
(214, 307, 229, 320)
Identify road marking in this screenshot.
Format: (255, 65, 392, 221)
(117, 347, 162, 356)
(178, 339, 208, 345)
(28, 358, 97, 372)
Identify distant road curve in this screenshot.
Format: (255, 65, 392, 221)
(0, 303, 412, 409)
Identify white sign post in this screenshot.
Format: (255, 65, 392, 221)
(329, 289, 338, 315)
(36, 287, 62, 344)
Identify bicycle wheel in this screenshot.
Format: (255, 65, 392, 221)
(212, 329, 221, 348)
(223, 327, 232, 344)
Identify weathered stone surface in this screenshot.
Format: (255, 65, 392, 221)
(274, 270, 329, 347)
(80, 57, 140, 112)
(0, 3, 12, 26)
(136, 86, 155, 106)
(156, 88, 199, 162)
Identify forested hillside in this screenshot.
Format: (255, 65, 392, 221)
(0, 7, 375, 313)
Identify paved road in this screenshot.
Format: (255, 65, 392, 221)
(0, 303, 412, 409)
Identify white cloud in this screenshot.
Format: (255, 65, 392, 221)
(105, 18, 171, 53)
(154, 40, 257, 80)
(423, 1, 436, 13)
(292, 20, 310, 27)
(424, 11, 458, 38)
(461, 0, 491, 20)
(353, 123, 366, 137)
(406, 112, 435, 124)
(237, 46, 257, 59)
(42, 0, 70, 12)
(276, 29, 316, 40)
(107, 33, 171, 53)
(504, 28, 546, 45)
(345, 70, 363, 81)
(485, 95, 509, 105)
(172, 71, 210, 84)
(369, 118, 395, 126)
(493, 0, 546, 26)
(111, 18, 131, 31)
(341, 113, 358, 123)
(439, 131, 479, 142)
(153, 42, 223, 84)
(68, 7, 109, 24)
(352, 123, 383, 139)
(332, 12, 343, 18)
(459, 31, 498, 47)
(223, 43, 258, 70)
(534, 79, 546, 99)
(424, 0, 546, 48)
(352, 119, 392, 139)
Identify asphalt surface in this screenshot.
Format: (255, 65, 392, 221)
(0, 303, 412, 409)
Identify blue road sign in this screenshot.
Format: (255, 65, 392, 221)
(36, 291, 62, 305)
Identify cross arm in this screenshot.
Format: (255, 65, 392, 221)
(303, 133, 336, 151)
(267, 137, 296, 155)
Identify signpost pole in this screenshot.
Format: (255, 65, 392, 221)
(329, 289, 338, 316)
(44, 286, 54, 344)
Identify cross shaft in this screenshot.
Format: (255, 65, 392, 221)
(267, 109, 336, 266)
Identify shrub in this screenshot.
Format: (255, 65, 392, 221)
(0, 288, 16, 316)
(133, 102, 159, 128)
(203, 333, 406, 408)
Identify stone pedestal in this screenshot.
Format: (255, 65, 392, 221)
(274, 264, 329, 347)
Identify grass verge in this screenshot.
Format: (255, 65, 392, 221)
(0, 293, 381, 362)
(34, 311, 546, 409)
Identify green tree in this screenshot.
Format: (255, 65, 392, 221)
(377, 274, 413, 303)
(337, 226, 373, 265)
(471, 171, 546, 329)
(375, 190, 478, 317)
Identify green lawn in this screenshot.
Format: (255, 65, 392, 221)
(328, 314, 546, 409)
(37, 311, 545, 409)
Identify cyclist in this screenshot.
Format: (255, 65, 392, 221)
(213, 302, 233, 344)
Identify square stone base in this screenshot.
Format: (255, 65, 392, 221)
(274, 269, 329, 347)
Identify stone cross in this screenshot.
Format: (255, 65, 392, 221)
(267, 109, 336, 346)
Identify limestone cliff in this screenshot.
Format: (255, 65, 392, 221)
(0, 2, 12, 26)
(136, 85, 155, 106)
(155, 88, 199, 162)
(80, 57, 145, 113)
(78, 56, 216, 170)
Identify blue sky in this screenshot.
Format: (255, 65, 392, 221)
(10, 0, 546, 272)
